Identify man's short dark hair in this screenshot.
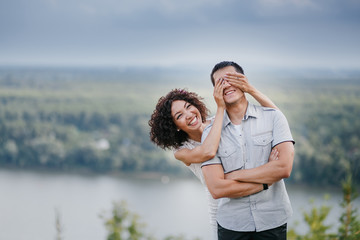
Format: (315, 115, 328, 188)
(210, 61, 244, 85)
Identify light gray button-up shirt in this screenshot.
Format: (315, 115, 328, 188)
(201, 103, 294, 232)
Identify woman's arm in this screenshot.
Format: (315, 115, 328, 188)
(174, 78, 225, 166)
(225, 72, 278, 110)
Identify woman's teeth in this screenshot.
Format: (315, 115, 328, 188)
(189, 117, 197, 125)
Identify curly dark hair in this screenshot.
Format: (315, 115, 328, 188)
(149, 89, 209, 150)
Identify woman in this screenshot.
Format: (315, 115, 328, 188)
(149, 73, 278, 239)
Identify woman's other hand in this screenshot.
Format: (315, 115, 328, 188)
(224, 72, 254, 94)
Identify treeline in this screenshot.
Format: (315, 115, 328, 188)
(0, 68, 359, 186)
(281, 79, 360, 186)
(0, 110, 179, 173)
(0, 68, 185, 175)
(294, 100, 360, 186)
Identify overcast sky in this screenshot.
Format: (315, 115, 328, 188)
(1, 0, 359, 72)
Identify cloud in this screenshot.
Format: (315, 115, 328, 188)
(257, 0, 318, 9)
(0, 0, 359, 70)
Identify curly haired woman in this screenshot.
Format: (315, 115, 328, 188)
(149, 74, 278, 239)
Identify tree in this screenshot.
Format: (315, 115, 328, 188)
(288, 175, 360, 240)
(338, 175, 360, 240)
(100, 201, 151, 240)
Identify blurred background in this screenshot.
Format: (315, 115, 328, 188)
(0, 0, 359, 239)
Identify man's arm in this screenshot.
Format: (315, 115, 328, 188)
(225, 141, 294, 184)
(202, 164, 265, 199)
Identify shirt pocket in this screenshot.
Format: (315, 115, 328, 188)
(218, 146, 244, 173)
(252, 131, 273, 167)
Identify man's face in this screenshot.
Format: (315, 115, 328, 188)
(212, 66, 244, 106)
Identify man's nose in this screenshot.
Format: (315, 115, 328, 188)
(223, 79, 231, 88)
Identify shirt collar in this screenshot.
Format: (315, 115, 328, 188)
(223, 102, 259, 128)
(244, 102, 259, 120)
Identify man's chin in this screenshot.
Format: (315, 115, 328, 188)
(225, 97, 245, 107)
(225, 101, 237, 107)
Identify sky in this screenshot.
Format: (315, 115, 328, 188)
(0, 0, 359, 73)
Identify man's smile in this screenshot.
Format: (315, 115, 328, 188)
(224, 89, 236, 96)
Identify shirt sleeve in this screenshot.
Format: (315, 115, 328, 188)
(272, 109, 295, 147)
(173, 144, 185, 154)
(200, 125, 221, 167)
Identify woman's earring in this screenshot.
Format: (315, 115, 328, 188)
(177, 129, 180, 132)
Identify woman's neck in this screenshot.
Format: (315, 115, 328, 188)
(187, 122, 207, 142)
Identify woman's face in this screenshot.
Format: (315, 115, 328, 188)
(171, 100, 202, 133)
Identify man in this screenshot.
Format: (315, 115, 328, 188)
(201, 61, 295, 240)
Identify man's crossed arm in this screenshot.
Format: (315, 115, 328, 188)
(202, 141, 294, 199)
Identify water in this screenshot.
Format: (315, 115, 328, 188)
(0, 169, 359, 240)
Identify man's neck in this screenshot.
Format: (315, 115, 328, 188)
(226, 98, 248, 125)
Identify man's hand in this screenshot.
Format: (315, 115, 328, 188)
(269, 148, 279, 162)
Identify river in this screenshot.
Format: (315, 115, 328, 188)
(0, 169, 359, 240)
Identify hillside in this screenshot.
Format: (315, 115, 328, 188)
(0, 67, 359, 186)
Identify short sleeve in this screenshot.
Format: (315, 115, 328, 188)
(272, 110, 295, 147)
(173, 144, 186, 154)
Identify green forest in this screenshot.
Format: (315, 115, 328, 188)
(0, 67, 359, 187)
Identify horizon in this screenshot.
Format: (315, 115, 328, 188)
(1, 64, 359, 82)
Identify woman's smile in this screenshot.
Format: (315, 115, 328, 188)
(188, 116, 198, 126)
